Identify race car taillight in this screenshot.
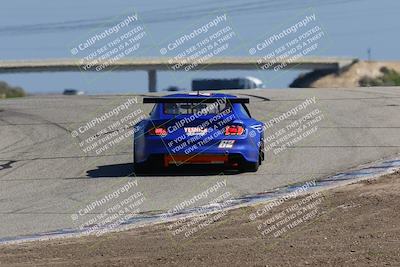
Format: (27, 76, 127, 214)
(149, 127, 167, 136)
(224, 125, 244, 135)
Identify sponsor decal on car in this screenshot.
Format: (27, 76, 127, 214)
(218, 140, 235, 148)
(184, 127, 208, 136)
(250, 124, 264, 132)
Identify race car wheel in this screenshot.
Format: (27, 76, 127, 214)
(133, 161, 149, 174)
(242, 160, 259, 172)
(260, 141, 265, 162)
(133, 150, 150, 174)
(242, 150, 261, 172)
(134, 154, 164, 174)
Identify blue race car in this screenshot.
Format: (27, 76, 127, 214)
(133, 93, 264, 173)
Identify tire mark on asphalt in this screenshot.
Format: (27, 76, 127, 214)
(268, 96, 400, 101)
(0, 119, 124, 126)
(0, 138, 24, 153)
(338, 88, 400, 97)
(0, 152, 130, 162)
(0, 109, 84, 155)
(0, 109, 81, 179)
(0, 110, 63, 154)
(0, 160, 17, 170)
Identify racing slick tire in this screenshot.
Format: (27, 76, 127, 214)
(241, 160, 259, 172)
(242, 153, 261, 172)
(133, 161, 149, 174)
(240, 147, 262, 172)
(134, 155, 164, 174)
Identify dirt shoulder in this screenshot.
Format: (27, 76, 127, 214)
(1, 172, 400, 266)
(290, 60, 400, 88)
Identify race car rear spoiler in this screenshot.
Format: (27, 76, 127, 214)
(143, 97, 249, 104)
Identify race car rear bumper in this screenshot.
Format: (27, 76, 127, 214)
(135, 137, 259, 164)
(138, 153, 255, 169)
(164, 154, 228, 167)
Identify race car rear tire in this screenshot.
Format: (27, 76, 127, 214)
(133, 162, 149, 174)
(134, 155, 164, 174)
(242, 160, 259, 172)
(133, 150, 147, 174)
(260, 143, 265, 162)
(133, 154, 151, 174)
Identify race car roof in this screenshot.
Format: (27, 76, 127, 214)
(143, 93, 249, 103)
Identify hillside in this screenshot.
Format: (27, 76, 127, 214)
(290, 61, 400, 88)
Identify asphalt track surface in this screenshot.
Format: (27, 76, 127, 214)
(1, 87, 400, 240)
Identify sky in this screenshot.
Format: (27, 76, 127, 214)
(0, 0, 399, 94)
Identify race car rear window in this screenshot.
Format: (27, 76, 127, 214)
(163, 102, 231, 115)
